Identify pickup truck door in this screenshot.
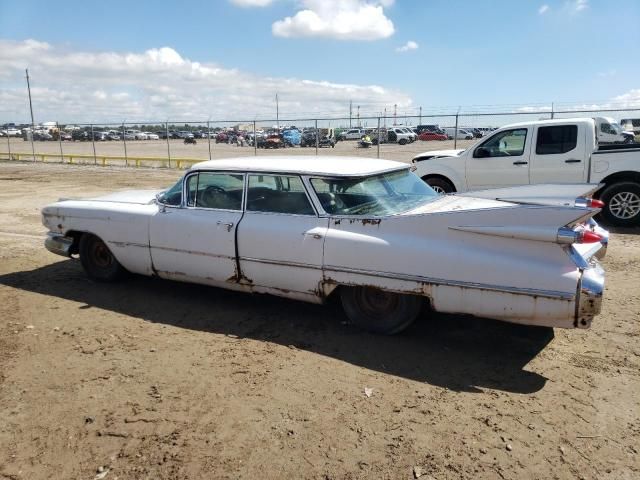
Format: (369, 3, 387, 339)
(236, 174, 327, 298)
(529, 123, 587, 183)
(465, 127, 531, 188)
(149, 172, 244, 284)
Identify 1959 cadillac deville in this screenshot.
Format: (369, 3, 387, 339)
(42, 156, 607, 334)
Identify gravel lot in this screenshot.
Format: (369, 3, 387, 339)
(0, 137, 477, 164)
(0, 160, 638, 480)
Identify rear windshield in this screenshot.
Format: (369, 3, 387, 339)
(310, 169, 438, 216)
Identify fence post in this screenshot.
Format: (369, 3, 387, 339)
(57, 121, 64, 163)
(377, 116, 381, 159)
(315, 119, 319, 155)
(90, 124, 97, 165)
(122, 123, 128, 167)
(165, 122, 171, 168)
(6, 128, 11, 160)
(207, 120, 212, 159)
(551, 102, 555, 119)
(253, 121, 257, 156)
(454, 111, 459, 149)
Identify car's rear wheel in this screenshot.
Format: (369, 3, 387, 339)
(398, 138, 408, 145)
(79, 233, 126, 282)
(340, 286, 423, 335)
(599, 182, 640, 226)
(423, 176, 454, 194)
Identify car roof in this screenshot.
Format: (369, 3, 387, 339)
(191, 156, 408, 177)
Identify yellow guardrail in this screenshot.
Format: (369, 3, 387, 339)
(0, 152, 203, 169)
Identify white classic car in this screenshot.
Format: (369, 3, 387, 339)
(41, 156, 607, 334)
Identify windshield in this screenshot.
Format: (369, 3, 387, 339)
(310, 169, 438, 216)
(157, 178, 183, 206)
(610, 122, 623, 134)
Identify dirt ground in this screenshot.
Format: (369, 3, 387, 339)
(0, 160, 638, 480)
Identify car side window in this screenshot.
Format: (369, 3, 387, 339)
(474, 128, 527, 158)
(536, 125, 578, 155)
(247, 174, 315, 215)
(186, 173, 244, 210)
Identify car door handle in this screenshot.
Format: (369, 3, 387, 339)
(513, 161, 528, 165)
(565, 159, 582, 163)
(303, 232, 323, 239)
(216, 221, 234, 232)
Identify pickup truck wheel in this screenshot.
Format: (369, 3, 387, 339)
(340, 286, 423, 335)
(423, 177, 454, 194)
(79, 233, 126, 282)
(398, 138, 408, 145)
(600, 182, 640, 226)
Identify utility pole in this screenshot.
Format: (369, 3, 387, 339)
(393, 103, 397, 125)
(275, 93, 279, 130)
(419, 106, 422, 125)
(357, 105, 360, 127)
(25, 68, 36, 161)
(383, 107, 387, 127)
(349, 100, 352, 128)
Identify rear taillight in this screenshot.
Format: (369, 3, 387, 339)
(578, 231, 602, 243)
(588, 198, 605, 209)
(557, 227, 603, 244)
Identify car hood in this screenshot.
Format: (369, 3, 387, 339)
(414, 149, 464, 159)
(79, 190, 161, 205)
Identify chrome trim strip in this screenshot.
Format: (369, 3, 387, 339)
(109, 241, 148, 249)
(323, 264, 575, 300)
(564, 245, 590, 270)
(239, 256, 322, 270)
(149, 244, 235, 260)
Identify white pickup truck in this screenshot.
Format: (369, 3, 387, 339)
(412, 117, 640, 226)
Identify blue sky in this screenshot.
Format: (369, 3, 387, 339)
(0, 0, 639, 122)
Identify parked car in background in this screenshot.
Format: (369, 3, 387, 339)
(412, 117, 640, 226)
(2, 127, 21, 137)
(72, 130, 90, 141)
(339, 128, 364, 140)
(444, 128, 474, 140)
(59, 131, 72, 141)
(418, 131, 448, 141)
(41, 156, 606, 335)
(620, 118, 640, 136)
(282, 129, 301, 146)
(388, 127, 415, 145)
(92, 131, 108, 141)
(145, 132, 160, 140)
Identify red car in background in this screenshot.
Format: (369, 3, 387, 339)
(418, 131, 448, 141)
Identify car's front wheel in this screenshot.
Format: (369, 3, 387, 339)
(79, 233, 126, 282)
(340, 286, 423, 334)
(423, 176, 454, 194)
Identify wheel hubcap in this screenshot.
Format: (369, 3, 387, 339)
(90, 240, 113, 268)
(431, 185, 446, 195)
(356, 288, 399, 319)
(609, 191, 640, 219)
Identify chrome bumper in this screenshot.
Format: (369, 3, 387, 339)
(45, 233, 74, 257)
(590, 219, 609, 260)
(575, 260, 605, 329)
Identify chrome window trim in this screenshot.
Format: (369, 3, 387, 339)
(182, 171, 246, 212)
(244, 172, 318, 217)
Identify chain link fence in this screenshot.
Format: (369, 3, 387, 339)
(2, 107, 639, 168)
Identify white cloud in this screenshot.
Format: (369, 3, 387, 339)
(567, 0, 588, 13)
(230, 0, 275, 7)
(272, 0, 394, 41)
(0, 39, 412, 123)
(538, 4, 549, 14)
(396, 40, 418, 53)
(598, 69, 616, 78)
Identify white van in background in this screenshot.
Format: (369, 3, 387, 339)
(594, 117, 635, 144)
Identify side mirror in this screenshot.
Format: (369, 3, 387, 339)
(475, 147, 490, 158)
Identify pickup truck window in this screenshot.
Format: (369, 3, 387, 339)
(536, 125, 578, 155)
(474, 128, 527, 158)
(247, 174, 315, 216)
(186, 173, 244, 210)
